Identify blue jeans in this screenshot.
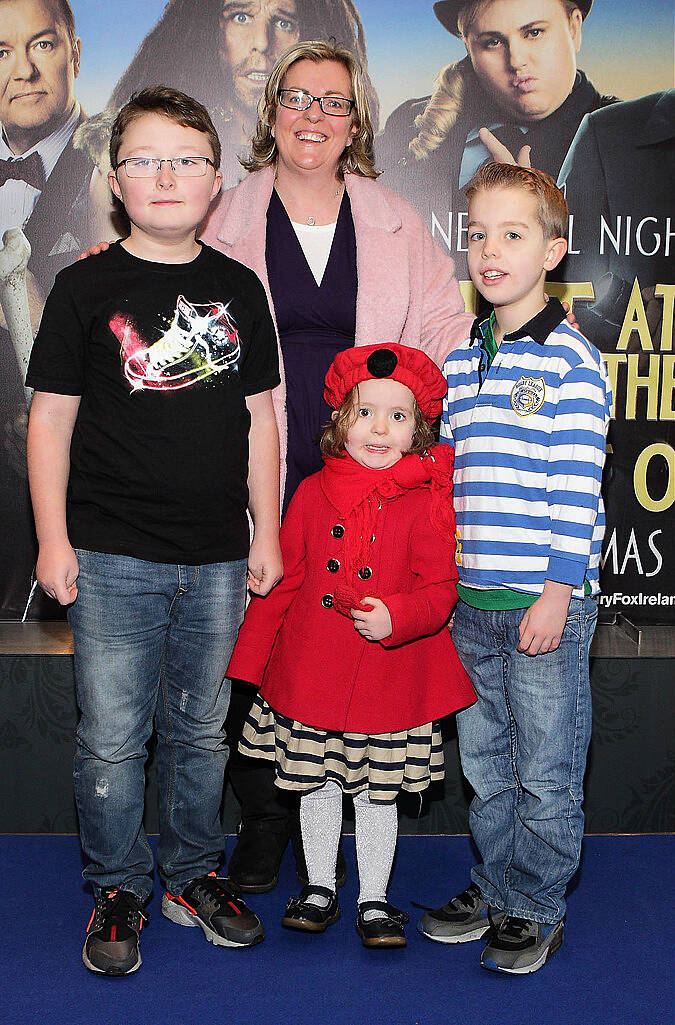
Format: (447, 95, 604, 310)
(453, 596, 597, 923)
(68, 550, 247, 901)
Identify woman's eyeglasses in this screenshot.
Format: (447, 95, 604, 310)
(277, 89, 354, 116)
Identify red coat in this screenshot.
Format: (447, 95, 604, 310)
(227, 450, 475, 734)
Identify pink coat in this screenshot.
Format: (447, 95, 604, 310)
(201, 167, 473, 500)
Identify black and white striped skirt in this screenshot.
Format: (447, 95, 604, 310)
(239, 693, 444, 803)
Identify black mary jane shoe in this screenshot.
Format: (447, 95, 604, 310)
(281, 885, 340, 933)
(356, 901, 409, 948)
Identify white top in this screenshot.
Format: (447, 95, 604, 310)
(290, 219, 337, 286)
(0, 104, 81, 248)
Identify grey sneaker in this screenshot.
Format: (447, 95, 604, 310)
(417, 882, 505, 944)
(481, 916, 564, 974)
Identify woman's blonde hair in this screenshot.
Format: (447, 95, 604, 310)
(319, 385, 434, 459)
(240, 40, 378, 179)
(409, 0, 582, 160)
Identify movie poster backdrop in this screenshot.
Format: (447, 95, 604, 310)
(1, 0, 673, 632)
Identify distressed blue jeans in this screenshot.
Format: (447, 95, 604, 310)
(68, 550, 247, 900)
(453, 596, 597, 923)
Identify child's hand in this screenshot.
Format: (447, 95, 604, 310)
(247, 536, 283, 596)
(78, 240, 111, 261)
(350, 597, 392, 642)
(36, 542, 79, 605)
(518, 581, 573, 656)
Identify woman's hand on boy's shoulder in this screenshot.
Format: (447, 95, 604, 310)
(78, 240, 112, 261)
(554, 297, 580, 331)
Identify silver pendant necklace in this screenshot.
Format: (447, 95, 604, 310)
(306, 186, 343, 225)
(274, 180, 343, 225)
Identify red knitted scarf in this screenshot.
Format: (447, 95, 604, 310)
(320, 445, 455, 616)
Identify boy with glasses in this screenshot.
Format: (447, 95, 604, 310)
(26, 86, 282, 975)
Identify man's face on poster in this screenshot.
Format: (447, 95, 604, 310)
(463, 0, 582, 121)
(219, 1, 299, 118)
(0, 0, 80, 152)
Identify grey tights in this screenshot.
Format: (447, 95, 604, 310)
(299, 780, 398, 913)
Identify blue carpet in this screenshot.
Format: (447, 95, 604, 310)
(1, 834, 672, 1025)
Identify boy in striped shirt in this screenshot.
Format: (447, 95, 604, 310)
(419, 164, 611, 974)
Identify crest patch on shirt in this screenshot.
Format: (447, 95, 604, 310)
(510, 376, 545, 416)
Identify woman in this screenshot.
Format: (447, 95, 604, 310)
(200, 39, 475, 891)
(377, 0, 615, 274)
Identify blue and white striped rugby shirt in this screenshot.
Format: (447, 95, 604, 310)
(441, 300, 612, 598)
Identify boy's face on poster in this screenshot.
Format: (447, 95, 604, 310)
(0, 0, 80, 153)
(219, 1, 299, 118)
(464, 0, 582, 121)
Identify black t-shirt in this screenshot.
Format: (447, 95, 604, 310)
(26, 242, 280, 564)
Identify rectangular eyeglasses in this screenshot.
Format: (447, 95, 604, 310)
(115, 156, 216, 178)
(277, 89, 354, 116)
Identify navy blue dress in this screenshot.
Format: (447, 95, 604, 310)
(265, 188, 357, 513)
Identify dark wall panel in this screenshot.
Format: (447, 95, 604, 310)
(2, 656, 672, 835)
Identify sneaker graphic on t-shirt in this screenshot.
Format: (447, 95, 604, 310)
(111, 295, 241, 391)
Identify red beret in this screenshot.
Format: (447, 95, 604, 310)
(324, 344, 447, 423)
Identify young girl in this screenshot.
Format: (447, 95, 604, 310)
(227, 343, 475, 947)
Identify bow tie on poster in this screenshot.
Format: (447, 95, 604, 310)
(0, 151, 46, 191)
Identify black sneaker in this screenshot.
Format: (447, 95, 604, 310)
(162, 872, 264, 947)
(83, 888, 147, 976)
(481, 915, 564, 974)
